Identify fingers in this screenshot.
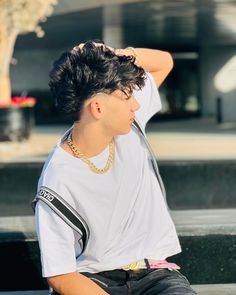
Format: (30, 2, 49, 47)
(71, 43, 84, 53)
(114, 49, 123, 55)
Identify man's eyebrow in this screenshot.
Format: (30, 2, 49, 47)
(122, 88, 133, 96)
(120, 89, 132, 100)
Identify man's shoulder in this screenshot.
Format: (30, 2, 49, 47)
(40, 145, 69, 183)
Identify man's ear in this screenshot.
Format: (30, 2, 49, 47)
(89, 99, 103, 119)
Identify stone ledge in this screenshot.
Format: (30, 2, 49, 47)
(193, 283, 236, 294)
(171, 209, 236, 235)
(0, 284, 236, 295)
(1, 209, 236, 241)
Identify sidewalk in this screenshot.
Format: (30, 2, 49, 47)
(0, 118, 236, 162)
(147, 118, 236, 160)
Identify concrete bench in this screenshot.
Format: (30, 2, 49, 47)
(0, 209, 236, 291)
(1, 284, 236, 295)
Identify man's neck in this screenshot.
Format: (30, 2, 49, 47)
(70, 121, 113, 158)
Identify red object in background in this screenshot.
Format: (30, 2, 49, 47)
(0, 96, 37, 108)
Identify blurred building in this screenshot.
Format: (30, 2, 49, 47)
(12, 0, 236, 123)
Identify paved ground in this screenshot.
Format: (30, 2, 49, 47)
(0, 118, 236, 162)
(147, 118, 236, 160)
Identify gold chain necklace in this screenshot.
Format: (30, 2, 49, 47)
(67, 132, 115, 174)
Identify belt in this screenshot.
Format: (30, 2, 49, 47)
(121, 259, 180, 271)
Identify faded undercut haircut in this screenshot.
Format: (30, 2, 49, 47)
(49, 39, 146, 122)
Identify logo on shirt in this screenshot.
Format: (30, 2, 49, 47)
(38, 188, 54, 202)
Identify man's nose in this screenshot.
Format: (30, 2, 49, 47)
(130, 96, 140, 112)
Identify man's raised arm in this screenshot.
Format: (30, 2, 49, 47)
(116, 47, 174, 87)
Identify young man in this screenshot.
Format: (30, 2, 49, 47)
(34, 40, 197, 295)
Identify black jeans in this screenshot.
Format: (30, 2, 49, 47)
(81, 268, 198, 294)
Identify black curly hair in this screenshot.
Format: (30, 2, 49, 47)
(49, 40, 146, 122)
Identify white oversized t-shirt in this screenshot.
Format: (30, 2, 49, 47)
(35, 72, 181, 277)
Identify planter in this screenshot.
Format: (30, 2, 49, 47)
(0, 106, 35, 141)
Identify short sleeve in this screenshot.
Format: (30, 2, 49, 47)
(35, 175, 82, 277)
(133, 72, 162, 130)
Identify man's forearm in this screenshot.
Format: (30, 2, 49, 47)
(128, 48, 172, 71)
(47, 272, 109, 295)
